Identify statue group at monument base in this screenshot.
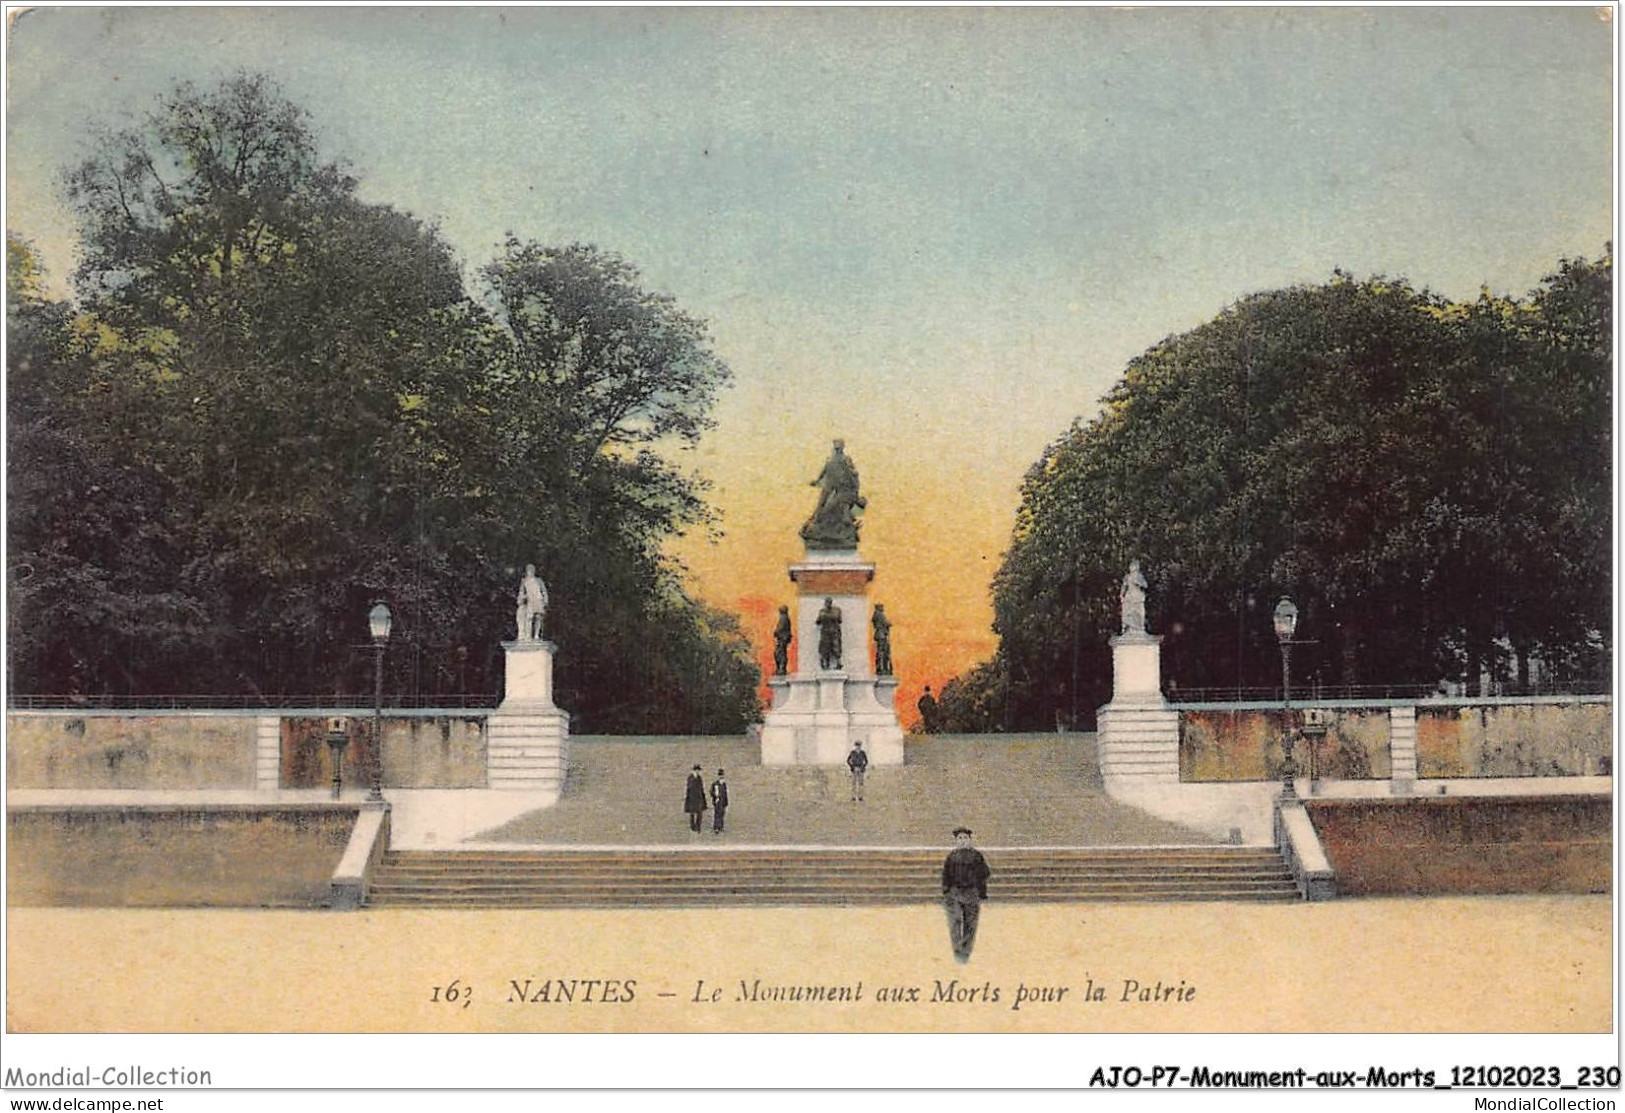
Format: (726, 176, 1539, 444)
(760, 673, 905, 766)
(759, 536, 907, 766)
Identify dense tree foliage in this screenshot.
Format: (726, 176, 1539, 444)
(938, 259, 1611, 732)
(8, 75, 760, 731)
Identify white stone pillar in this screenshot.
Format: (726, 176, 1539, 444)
(1097, 631, 1180, 788)
(255, 715, 282, 790)
(501, 640, 558, 707)
(488, 639, 570, 796)
(1389, 705, 1418, 794)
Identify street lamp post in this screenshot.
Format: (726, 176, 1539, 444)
(368, 602, 392, 802)
(1273, 597, 1299, 800)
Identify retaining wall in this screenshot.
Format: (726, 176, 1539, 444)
(7, 710, 491, 791)
(6, 803, 363, 907)
(1174, 697, 1609, 784)
(6, 714, 261, 790)
(1304, 794, 1611, 895)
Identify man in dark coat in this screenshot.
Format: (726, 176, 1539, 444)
(846, 740, 869, 801)
(917, 685, 940, 734)
(710, 769, 729, 834)
(941, 826, 991, 963)
(684, 764, 708, 832)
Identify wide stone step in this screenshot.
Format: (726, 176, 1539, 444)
(369, 888, 1302, 907)
(376, 858, 1286, 872)
(367, 846, 1296, 906)
(376, 872, 1294, 890)
(381, 850, 1281, 866)
(368, 883, 1293, 896)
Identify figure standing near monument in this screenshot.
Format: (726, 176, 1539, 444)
(800, 439, 867, 549)
(941, 826, 991, 964)
(772, 606, 793, 676)
(816, 597, 844, 670)
(871, 605, 893, 676)
(684, 764, 708, 833)
(516, 564, 549, 641)
(710, 769, 729, 834)
(846, 740, 869, 802)
(916, 685, 940, 734)
(1120, 559, 1148, 636)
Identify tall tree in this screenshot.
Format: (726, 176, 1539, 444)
(959, 259, 1611, 730)
(12, 74, 760, 728)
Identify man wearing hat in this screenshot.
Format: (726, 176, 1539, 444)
(941, 827, 991, 963)
(684, 764, 708, 833)
(846, 740, 869, 801)
(710, 768, 730, 834)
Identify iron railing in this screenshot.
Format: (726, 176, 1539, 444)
(6, 693, 501, 711)
(1165, 681, 1611, 703)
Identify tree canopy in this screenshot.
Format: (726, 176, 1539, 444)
(8, 74, 760, 731)
(938, 258, 1612, 731)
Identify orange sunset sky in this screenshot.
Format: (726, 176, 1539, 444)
(8, 8, 1611, 720)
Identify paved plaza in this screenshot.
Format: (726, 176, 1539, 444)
(468, 734, 1218, 847)
(6, 894, 1609, 1034)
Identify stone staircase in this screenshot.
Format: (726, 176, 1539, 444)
(365, 846, 1299, 907)
(486, 707, 568, 793)
(475, 735, 1217, 847)
(1096, 704, 1181, 784)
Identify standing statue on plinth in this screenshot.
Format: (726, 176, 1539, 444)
(800, 439, 867, 550)
(816, 597, 844, 670)
(872, 604, 893, 676)
(516, 564, 549, 641)
(1120, 560, 1148, 636)
(772, 605, 793, 676)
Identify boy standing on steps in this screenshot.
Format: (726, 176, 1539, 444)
(846, 739, 869, 801)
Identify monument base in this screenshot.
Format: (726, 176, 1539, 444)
(493, 639, 570, 796)
(760, 673, 905, 766)
(1109, 631, 1164, 704)
(1097, 631, 1176, 788)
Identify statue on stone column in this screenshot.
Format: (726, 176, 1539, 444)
(772, 605, 792, 676)
(816, 597, 844, 670)
(1120, 560, 1148, 636)
(516, 564, 549, 641)
(800, 439, 867, 550)
(871, 604, 893, 676)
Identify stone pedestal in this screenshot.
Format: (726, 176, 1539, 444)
(489, 639, 570, 797)
(1109, 631, 1165, 704)
(760, 549, 905, 766)
(1096, 631, 1179, 787)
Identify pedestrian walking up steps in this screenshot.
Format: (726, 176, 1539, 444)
(365, 846, 1300, 907)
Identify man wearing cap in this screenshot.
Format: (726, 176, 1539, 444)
(710, 769, 730, 834)
(846, 740, 869, 801)
(684, 765, 708, 833)
(941, 827, 991, 963)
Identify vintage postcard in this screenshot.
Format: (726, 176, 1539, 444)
(2, 3, 1616, 1098)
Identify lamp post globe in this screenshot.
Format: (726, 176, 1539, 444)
(369, 602, 393, 644)
(1272, 597, 1298, 644)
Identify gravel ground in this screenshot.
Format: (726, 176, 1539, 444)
(7, 895, 1608, 1039)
